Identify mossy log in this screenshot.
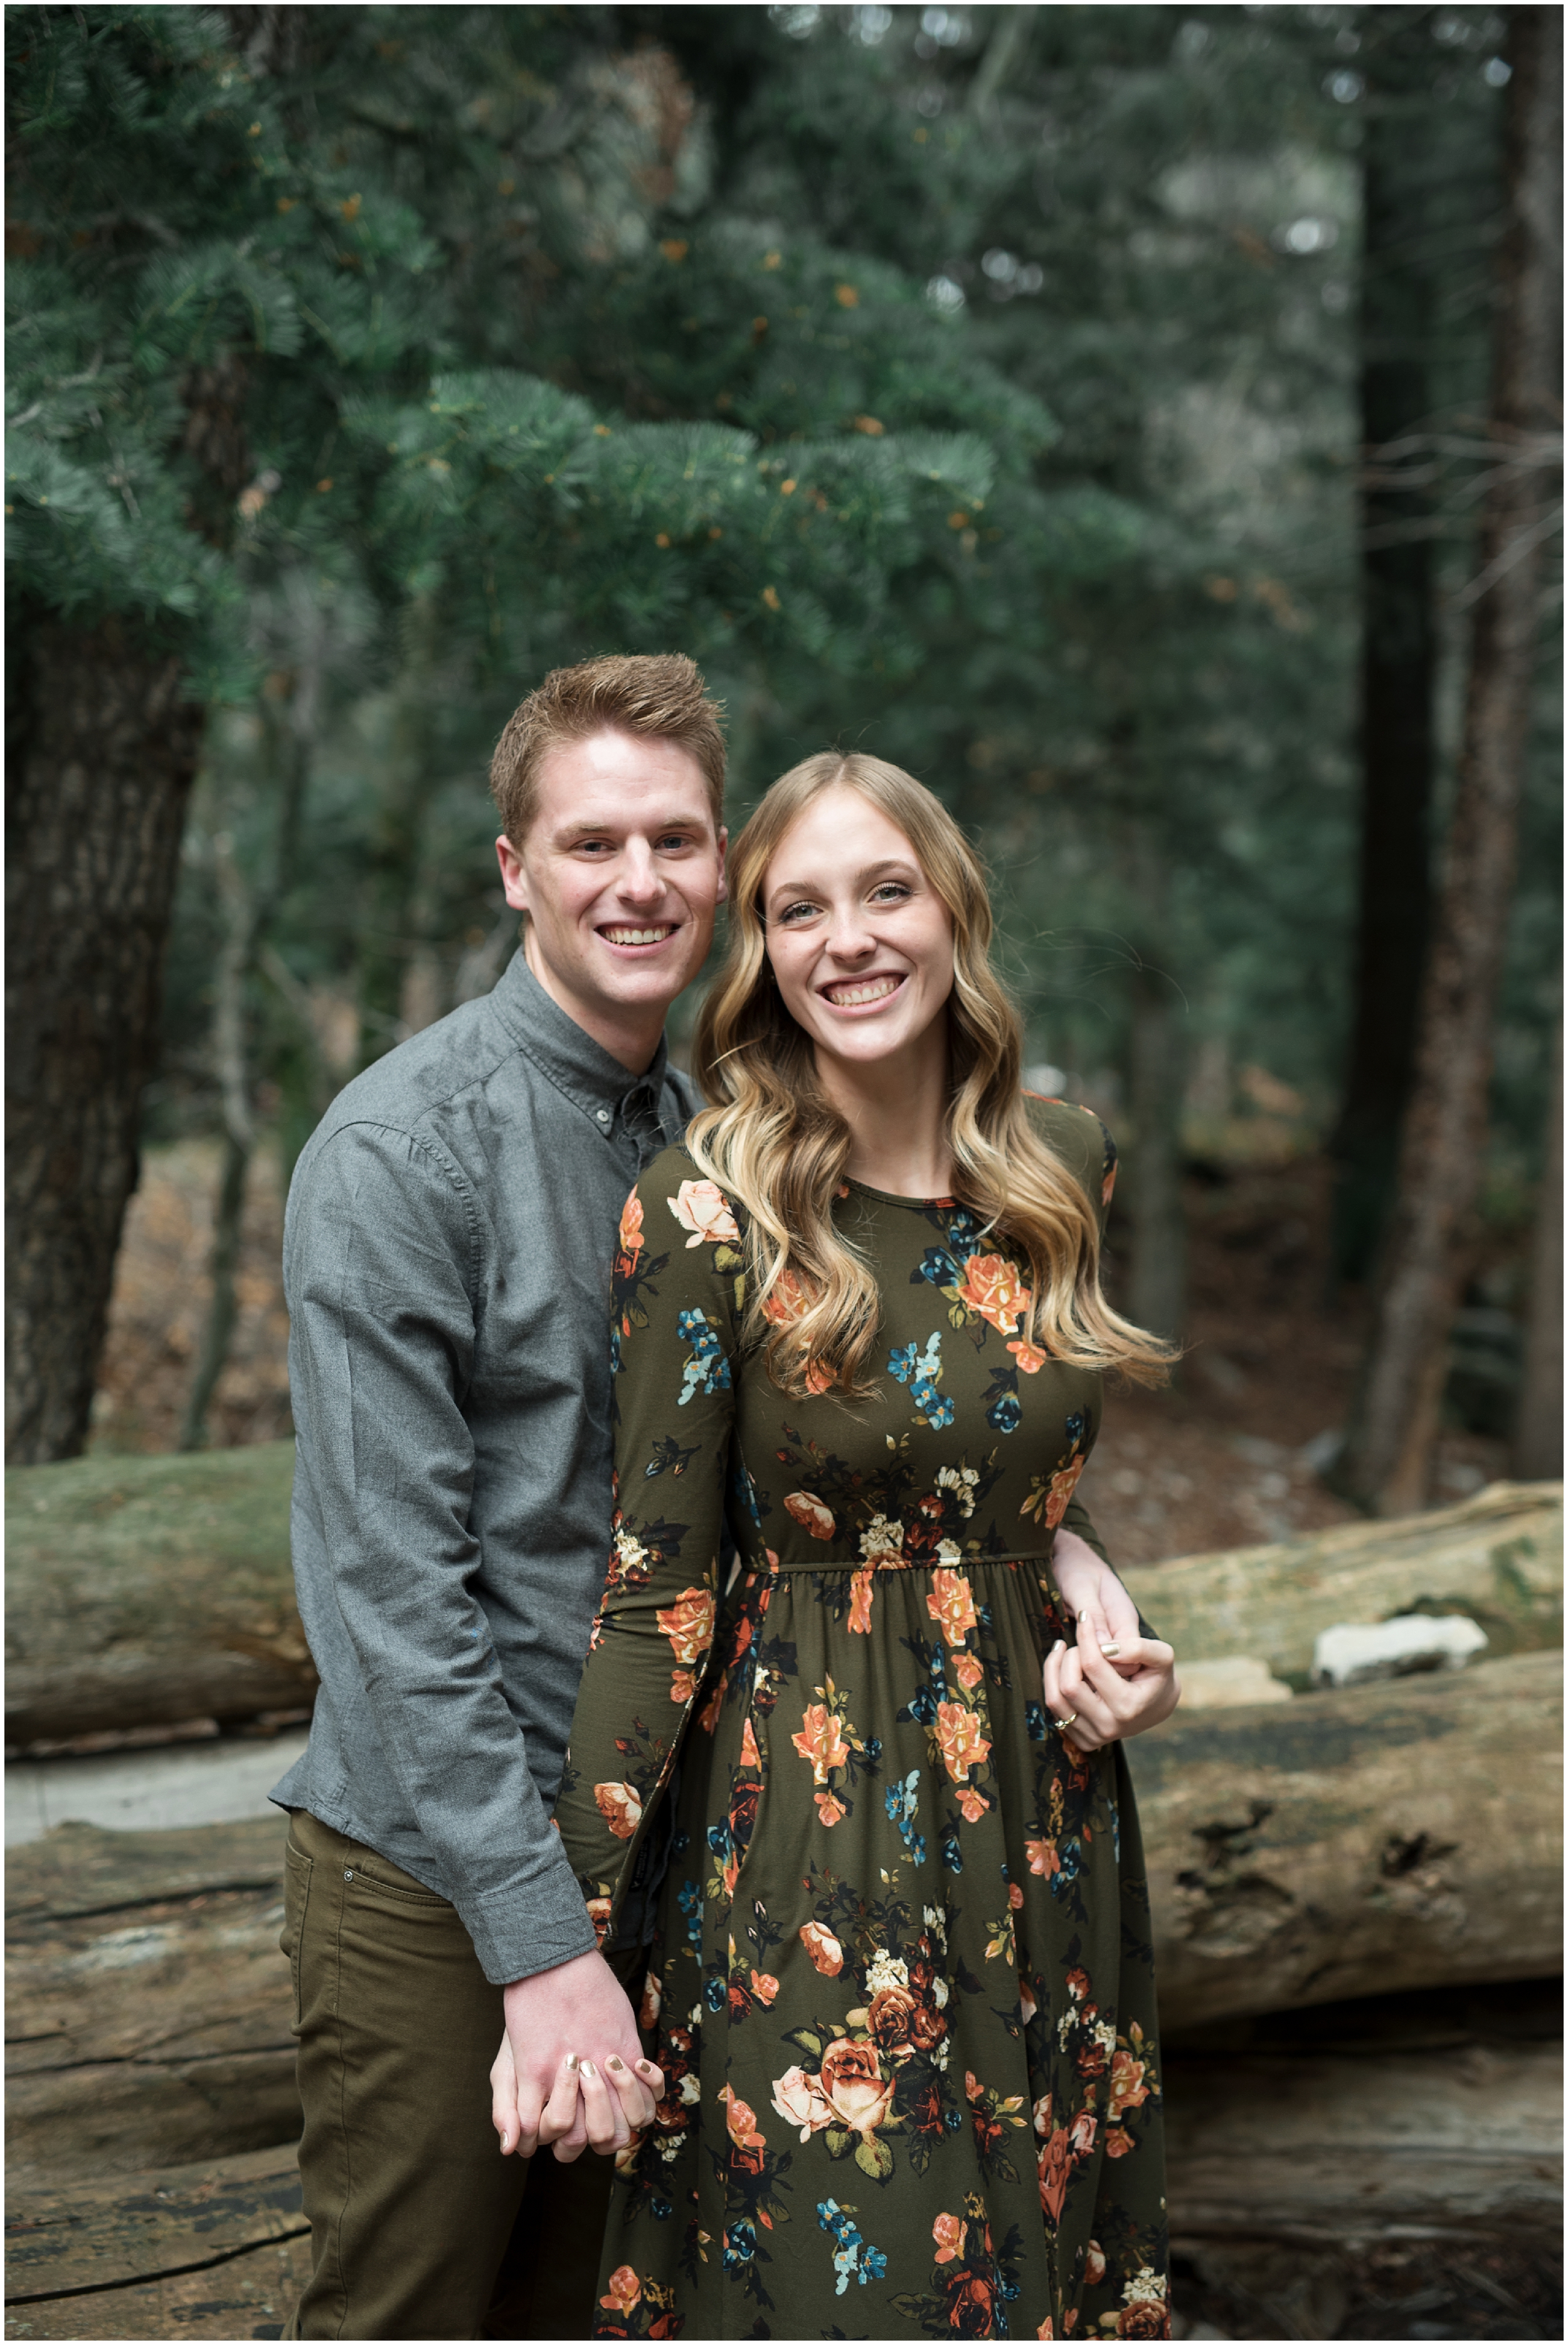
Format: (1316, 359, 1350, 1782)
(4, 1815, 298, 2191)
(1121, 1478, 1562, 1685)
(7, 1447, 1560, 1747)
(1130, 1647, 1562, 2028)
(6, 1442, 307, 1746)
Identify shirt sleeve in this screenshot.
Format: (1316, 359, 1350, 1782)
(285, 1120, 596, 1986)
(553, 1156, 741, 1943)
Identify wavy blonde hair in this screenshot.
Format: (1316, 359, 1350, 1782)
(688, 752, 1174, 1398)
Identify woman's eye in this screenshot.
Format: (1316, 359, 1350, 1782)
(778, 900, 818, 924)
(870, 883, 911, 905)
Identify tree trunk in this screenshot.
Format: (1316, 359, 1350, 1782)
(1329, 83, 1438, 1284)
(1126, 965, 1188, 1342)
(1337, 9, 1563, 1515)
(4, 616, 204, 1465)
(1513, 1013, 1563, 1478)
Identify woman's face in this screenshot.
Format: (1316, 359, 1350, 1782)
(759, 786, 956, 1075)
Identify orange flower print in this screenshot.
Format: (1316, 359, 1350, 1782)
(639, 1971, 662, 2029)
(600, 2265, 641, 2314)
(1008, 1334, 1048, 1374)
(761, 1265, 813, 1323)
(1104, 2125, 1135, 2159)
(669, 1667, 697, 1704)
(952, 1649, 984, 1691)
(956, 1251, 1032, 1335)
(740, 1716, 761, 1767)
(958, 1785, 990, 1822)
(792, 1703, 850, 1782)
(1102, 1162, 1117, 1209)
(667, 1177, 741, 1248)
(1027, 1838, 1061, 1878)
(657, 1585, 716, 1667)
(1037, 2324, 1055, 2341)
(1044, 1455, 1086, 1529)
(719, 2083, 768, 2149)
(750, 1969, 780, 2005)
(784, 1489, 835, 1541)
(933, 2213, 967, 2265)
(1084, 2241, 1107, 2288)
(593, 1781, 642, 1839)
(799, 1920, 844, 1975)
(617, 1191, 645, 1264)
(847, 1567, 875, 1634)
(934, 1699, 992, 1785)
(926, 1566, 978, 1648)
(1107, 2046, 1150, 2123)
(818, 2037, 893, 2135)
(814, 1789, 848, 1826)
(1038, 2122, 1073, 2223)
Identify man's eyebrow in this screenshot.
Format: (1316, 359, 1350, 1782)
(552, 812, 709, 844)
(765, 855, 918, 900)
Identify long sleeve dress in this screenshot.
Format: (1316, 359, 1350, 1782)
(554, 1098, 1168, 2343)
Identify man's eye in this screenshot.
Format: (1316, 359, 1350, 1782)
(655, 833, 694, 852)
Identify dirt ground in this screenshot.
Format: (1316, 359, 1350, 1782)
(90, 1138, 1508, 1562)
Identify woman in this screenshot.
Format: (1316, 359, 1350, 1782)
(553, 753, 1179, 2340)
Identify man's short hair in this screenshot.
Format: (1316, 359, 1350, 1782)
(489, 652, 727, 845)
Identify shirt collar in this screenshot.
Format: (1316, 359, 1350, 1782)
(489, 947, 672, 1125)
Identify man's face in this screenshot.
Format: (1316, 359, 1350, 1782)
(496, 728, 727, 1060)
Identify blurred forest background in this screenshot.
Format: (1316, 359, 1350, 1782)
(6, 1, 1561, 1561)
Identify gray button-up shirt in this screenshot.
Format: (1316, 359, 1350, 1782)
(271, 950, 697, 1984)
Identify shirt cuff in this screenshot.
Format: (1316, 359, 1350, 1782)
(460, 1841, 600, 1986)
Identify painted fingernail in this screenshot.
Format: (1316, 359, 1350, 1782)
(1051, 1639, 1066, 1655)
(607, 2055, 625, 2071)
(564, 2052, 579, 2071)
(581, 2060, 597, 2079)
(1101, 1640, 1121, 1656)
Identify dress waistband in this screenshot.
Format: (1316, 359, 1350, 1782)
(741, 1551, 1056, 1577)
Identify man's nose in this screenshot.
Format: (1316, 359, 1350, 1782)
(617, 843, 665, 901)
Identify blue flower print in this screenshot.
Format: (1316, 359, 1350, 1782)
(987, 1390, 1022, 1433)
(817, 2201, 889, 2295)
(676, 1307, 731, 1407)
(889, 1331, 953, 1430)
(885, 1769, 928, 1865)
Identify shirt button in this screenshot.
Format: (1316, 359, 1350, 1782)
(596, 1107, 611, 1124)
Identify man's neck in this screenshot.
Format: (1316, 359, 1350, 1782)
(523, 928, 664, 1075)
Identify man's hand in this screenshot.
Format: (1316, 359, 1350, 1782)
(490, 1948, 663, 2163)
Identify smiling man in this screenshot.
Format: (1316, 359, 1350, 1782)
(273, 654, 728, 2341)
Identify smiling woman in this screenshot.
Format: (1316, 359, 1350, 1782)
(549, 749, 1182, 2341)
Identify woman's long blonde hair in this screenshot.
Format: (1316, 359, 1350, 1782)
(688, 752, 1174, 1398)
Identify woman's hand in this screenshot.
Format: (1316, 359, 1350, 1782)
(489, 1949, 663, 2162)
(1042, 1629, 1180, 1755)
(1049, 1526, 1142, 1661)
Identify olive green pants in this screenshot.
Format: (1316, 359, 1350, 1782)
(279, 1809, 618, 2341)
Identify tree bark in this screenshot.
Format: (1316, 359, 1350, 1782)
(1330, 80, 1438, 1284)
(1337, 9, 1563, 1515)
(4, 615, 204, 1465)
(1131, 1646, 1562, 2029)
(1512, 1012, 1563, 1478)
(1126, 965, 1189, 1342)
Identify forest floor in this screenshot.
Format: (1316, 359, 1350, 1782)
(89, 1136, 1510, 1563)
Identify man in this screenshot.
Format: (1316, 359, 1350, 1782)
(272, 652, 729, 2339)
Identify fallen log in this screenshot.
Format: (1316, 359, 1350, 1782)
(5, 1814, 298, 2190)
(4, 2142, 307, 2339)
(1165, 2037, 1562, 2244)
(1120, 1477, 1562, 1683)
(6, 1449, 1559, 1745)
(6, 1443, 307, 1747)
(1130, 1647, 1562, 2028)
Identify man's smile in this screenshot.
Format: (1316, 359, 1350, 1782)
(599, 923, 678, 949)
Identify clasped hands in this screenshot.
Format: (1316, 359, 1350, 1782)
(490, 1947, 664, 2164)
(1046, 1526, 1180, 1755)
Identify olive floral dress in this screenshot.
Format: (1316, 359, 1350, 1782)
(555, 1100, 1168, 2342)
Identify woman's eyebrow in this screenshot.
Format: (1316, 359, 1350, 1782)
(765, 856, 918, 903)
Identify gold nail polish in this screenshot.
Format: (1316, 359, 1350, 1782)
(564, 2052, 578, 2071)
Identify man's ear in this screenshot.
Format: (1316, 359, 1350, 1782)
(714, 825, 729, 907)
(496, 834, 531, 914)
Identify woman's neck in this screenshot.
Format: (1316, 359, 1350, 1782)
(815, 1028, 955, 1199)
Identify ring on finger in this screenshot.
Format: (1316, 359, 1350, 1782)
(1053, 1710, 1079, 1730)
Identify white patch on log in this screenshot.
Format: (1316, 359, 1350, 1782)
(1313, 1613, 1488, 1686)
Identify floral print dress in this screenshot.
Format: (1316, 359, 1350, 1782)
(554, 1100, 1168, 2342)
